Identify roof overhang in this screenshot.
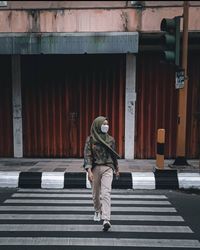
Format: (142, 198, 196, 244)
(0, 32, 139, 54)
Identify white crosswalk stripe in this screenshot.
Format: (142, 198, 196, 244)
(0, 224, 193, 233)
(0, 214, 184, 221)
(12, 193, 168, 199)
(4, 199, 171, 205)
(0, 189, 199, 249)
(0, 237, 200, 248)
(0, 205, 177, 212)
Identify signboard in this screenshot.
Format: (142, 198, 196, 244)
(175, 69, 185, 89)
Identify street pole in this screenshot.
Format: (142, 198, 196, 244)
(173, 1, 189, 165)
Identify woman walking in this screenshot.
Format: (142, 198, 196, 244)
(84, 116, 120, 231)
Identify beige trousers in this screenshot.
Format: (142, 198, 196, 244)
(92, 165, 113, 221)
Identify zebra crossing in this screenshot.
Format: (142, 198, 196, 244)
(0, 189, 200, 249)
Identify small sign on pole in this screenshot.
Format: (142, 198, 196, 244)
(175, 69, 185, 89)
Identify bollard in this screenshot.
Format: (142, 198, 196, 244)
(156, 129, 165, 169)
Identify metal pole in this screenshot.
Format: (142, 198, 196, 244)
(174, 1, 189, 165)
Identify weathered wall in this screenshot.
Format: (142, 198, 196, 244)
(0, 1, 200, 33)
(1, 1, 129, 9)
(0, 9, 138, 32)
(3, 1, 200, 9)
(140, 6, 200, 32)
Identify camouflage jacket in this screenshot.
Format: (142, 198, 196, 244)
(83, 136, 118, 171)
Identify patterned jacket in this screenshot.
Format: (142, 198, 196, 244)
(84, 136, 118, 171)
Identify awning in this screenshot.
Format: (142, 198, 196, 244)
(0, 32, 138, 54)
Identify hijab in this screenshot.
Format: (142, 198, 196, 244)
(90, 116, 120, 159)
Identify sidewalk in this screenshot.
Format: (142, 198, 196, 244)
(0, 158, 199, 190)
(0, 158, 199, 172)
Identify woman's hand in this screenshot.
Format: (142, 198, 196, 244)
(87, 168, 94, 182)
(115, 167, 120, 177)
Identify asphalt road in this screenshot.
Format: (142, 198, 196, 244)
(0, 188, 200, 250)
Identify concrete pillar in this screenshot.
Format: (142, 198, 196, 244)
(12, 55, 23, 157)
(125, 54, 136, 159)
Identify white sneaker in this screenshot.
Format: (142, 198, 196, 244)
(103, 220, 111, 231)
(93, 212, 101, 221)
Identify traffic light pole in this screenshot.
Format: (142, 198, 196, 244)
(173, 1, 189, 165)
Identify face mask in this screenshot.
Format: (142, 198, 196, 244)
(101, 124, 109, 133)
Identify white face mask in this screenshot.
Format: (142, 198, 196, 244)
(101, 124, 109, 133)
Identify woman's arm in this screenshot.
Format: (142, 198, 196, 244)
(84, 136, 94, 182)
(111, 138, 119, 176)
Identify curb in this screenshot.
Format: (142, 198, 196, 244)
(0, 170, 200, 190)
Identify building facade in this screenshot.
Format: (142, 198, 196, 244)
(0, 1, 199, 159)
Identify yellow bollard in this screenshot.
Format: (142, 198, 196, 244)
(156, 129, 165, 169)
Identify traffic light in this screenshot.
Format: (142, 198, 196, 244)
(160, 16, 181, 67)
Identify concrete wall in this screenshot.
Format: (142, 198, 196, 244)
(1, 1, 129, 9)
(140, 6, 200, 32)
(12, 55, 23, 158)
(0, 9, 138, 32)
(0, 1, 200, 32)
(2, 1, 200, 9)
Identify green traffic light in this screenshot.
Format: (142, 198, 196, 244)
(161, 18, 176, 32)
(160, 16, 181, 66)
(164, 51, 175, 62)
(164, 34, 175, 47)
